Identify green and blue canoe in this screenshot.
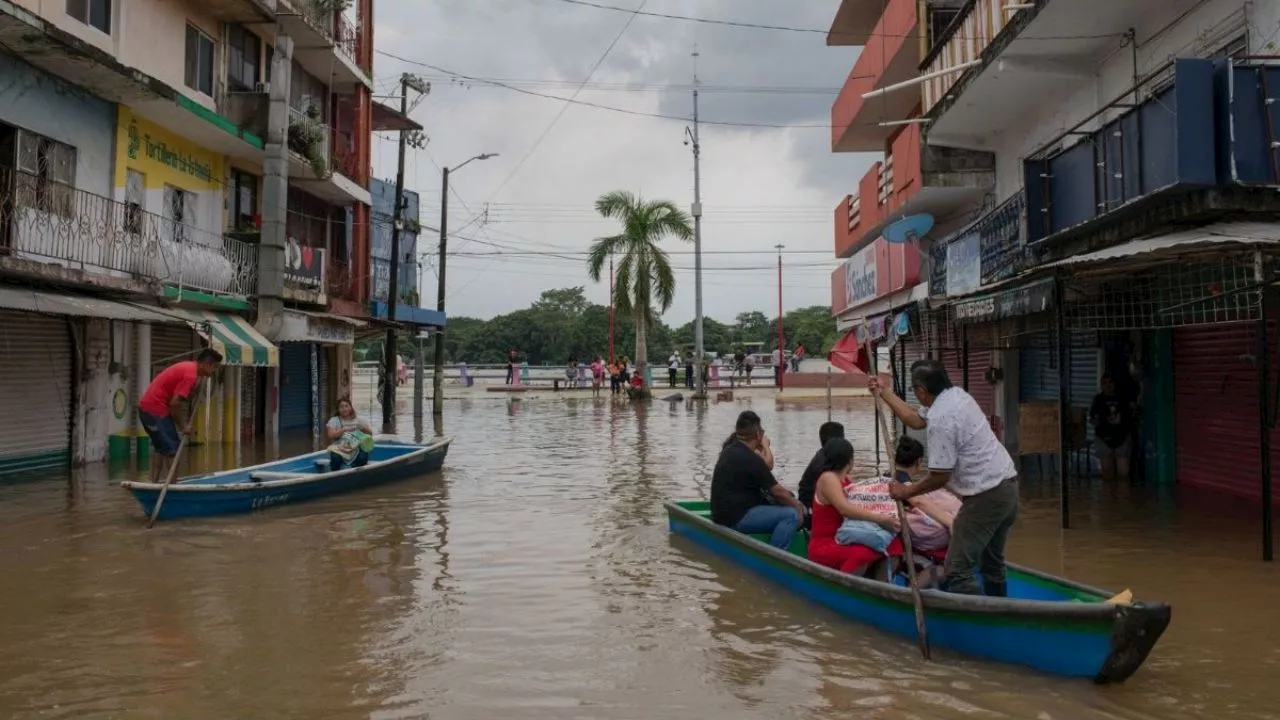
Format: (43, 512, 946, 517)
(666, 500, 1171, 683)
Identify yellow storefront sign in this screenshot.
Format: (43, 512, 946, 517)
(115, 106, 223, 191)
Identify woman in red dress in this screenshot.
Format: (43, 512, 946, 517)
(808, 438, 904, 576)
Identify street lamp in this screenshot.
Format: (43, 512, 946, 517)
(432, 153, 498, 418)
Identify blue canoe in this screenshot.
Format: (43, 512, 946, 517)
(667, 500, 1171, 683)
(121, 436, 451, 521)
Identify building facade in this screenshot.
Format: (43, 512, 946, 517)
(0, 0, 383, 473)
(828, 0, 1280, 552)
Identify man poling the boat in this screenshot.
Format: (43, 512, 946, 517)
(868, 359, 1020, 597)
(137, 349, 223, 484)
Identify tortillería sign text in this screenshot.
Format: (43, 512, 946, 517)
(143, 136, 213, 182)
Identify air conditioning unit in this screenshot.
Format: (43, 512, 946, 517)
(255, 82, 270, 94)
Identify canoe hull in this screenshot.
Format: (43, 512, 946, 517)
(122, 438, 450, 521)
(666, 501, 1170, 683)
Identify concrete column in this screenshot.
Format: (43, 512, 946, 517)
(255, 34, 293, 342)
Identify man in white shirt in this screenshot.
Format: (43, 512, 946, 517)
(870, 359, 1019, 597)
(668, 352, 680, 388)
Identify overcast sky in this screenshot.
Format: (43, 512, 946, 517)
(369, 0, 874, 324)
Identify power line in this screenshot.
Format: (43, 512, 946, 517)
(487, 0, 651, 200)
(534, 0, 1127, 42)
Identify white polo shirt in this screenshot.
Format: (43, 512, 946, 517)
(919, 387, 1016, 497)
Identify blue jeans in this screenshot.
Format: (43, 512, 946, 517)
(138, 410, 181, 456)
(735, 504, 802, 550)
(329, 448, 369, 471)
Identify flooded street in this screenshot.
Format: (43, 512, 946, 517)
(1, 395, 1278, 719)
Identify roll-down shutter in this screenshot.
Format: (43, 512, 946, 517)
(0, 311, 72, 471)
(240, 367, 257, 439)
(942, 348, 996, 419)
(1174, 324, 1280, 501)
(317, 347, 331, 425)
(279, 343, 313, 431)
(151, 323, 197, 377)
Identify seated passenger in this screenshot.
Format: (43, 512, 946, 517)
(891, 436, 961, 552)
(797, 421, 844, 513)
(326, 396, 374, 471)
(809, 438, 903, 577)
(710, 411, 806, 550)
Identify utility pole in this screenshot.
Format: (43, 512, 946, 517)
(776, 243, 785, 391)
(686, 50, 706, 400)
(256, 34, 292, 443)
(381, 75, 411, 433)
(608, 253, 615, 361)
(432, 153, 497, 417)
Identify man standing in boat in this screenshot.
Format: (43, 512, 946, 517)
(137, 349, 223, 483)
(869, 360, 1019, 597)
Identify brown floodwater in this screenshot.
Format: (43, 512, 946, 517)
(0, 394, 1278, 719)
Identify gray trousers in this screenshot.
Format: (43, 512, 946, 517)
(944, 477, 1019, 596)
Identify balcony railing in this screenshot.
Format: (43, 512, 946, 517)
(877, 154, 894, 205)
(288, 104, 333, 179)
(334, 13, 361, 67)
(0, 167, 256, 297)
(920, 0, 1016, 114)
(327, 258, 361, 303)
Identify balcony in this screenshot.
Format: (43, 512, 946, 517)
(827, 0, 883, 46)
(288, 104, 371, 206)
(1022, 59, 1280, 249)
(0, 168, 256, 298)
(925, 0, 1176, 148)
(830, 0, 919, 152)
(277, 0, 371, 90)
(835, 122, 994, 257)
(202, 0, 278, 23)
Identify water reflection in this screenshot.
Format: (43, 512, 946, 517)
(0, 396, 1276, 719)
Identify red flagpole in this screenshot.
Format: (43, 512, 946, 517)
(608, 253, 615, 361)
(776, 243, 785, 390)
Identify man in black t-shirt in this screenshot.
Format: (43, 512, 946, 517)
(798, 421, 845, 512)
(711, 411, 806, 550)
(1090, 374, 1135, 481)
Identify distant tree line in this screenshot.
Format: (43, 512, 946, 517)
(355, 286, 842, 366)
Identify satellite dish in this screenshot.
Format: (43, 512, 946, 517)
(883, 213, 935, 244)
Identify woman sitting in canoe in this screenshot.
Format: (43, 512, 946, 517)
(326, 396, 374, 471)
(809, 437, 904, 577)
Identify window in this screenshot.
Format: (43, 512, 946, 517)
(124, 169, 144, 234)
(289, 63, 328, 121)
(227, 25, 262, 92)
(230, 169, 259, 231)
(66, 0, 111, 34)
(163, 185, 197, 243)
(14, 129, 76, 217)
(184, 25, 215, 96)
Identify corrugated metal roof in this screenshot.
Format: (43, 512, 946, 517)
(1045, 221, 1280, 269)
(0, 288, 185, 324)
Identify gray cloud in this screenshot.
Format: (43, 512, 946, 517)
(371, 0, 878, 323)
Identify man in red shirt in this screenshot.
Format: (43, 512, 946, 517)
(138, 349, 222, 482)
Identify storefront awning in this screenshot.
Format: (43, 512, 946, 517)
(171, 309, 278, 367)
(0, 287, 188, 324)
(277, 309, 365, 345)
(1043, 221, 1280, 272)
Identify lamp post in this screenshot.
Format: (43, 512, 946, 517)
(776, 243, 785, 391)
(431, 153, 498, 419)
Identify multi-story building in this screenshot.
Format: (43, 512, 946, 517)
(370, 176, 444, 329)
(0, 0, 389, 473)
(829, 0, 1280, 548)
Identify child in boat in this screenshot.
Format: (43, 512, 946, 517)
(889, 436, 961, 551)
(326, 396, 373, 471)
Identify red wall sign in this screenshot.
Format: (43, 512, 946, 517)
(830, 237, 921, 314)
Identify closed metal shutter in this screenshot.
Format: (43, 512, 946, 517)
(279, 343, 313, 431)
(1019, 332, 1099, 468)
(0, 311, 72, 472)
(942, 348, 996, 419)
(151, 323, 197, 377)
(1019, 333, 1059, 402)
(893, 337, 929, 458)
(1173, 324, 1280, 501)
(317, 346, 331, 425)
(240, 367, 257, 439)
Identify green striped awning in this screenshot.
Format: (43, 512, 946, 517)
(176, 309, 279, 367)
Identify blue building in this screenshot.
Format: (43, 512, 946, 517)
(369, 177, 443, 328)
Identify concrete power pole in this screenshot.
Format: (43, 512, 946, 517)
(687, 50, 706, 400)
(381, 75, 410, 433)
(256, 35, 292, 443)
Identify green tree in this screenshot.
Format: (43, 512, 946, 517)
(586, 191, 693, 395)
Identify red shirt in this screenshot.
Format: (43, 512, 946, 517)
(139, 361, 199, 417)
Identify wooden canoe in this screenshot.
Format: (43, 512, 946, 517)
(121, 436, 451, 521)
(666, 499, 1171, 683)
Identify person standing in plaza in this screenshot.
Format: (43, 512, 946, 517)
(869, 359, 1019, 597)
(137, 349, 223, 484)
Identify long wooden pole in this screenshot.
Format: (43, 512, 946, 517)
(866, 338, 930, 660)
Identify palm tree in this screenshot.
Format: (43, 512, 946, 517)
(586, 190, 694, 396)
